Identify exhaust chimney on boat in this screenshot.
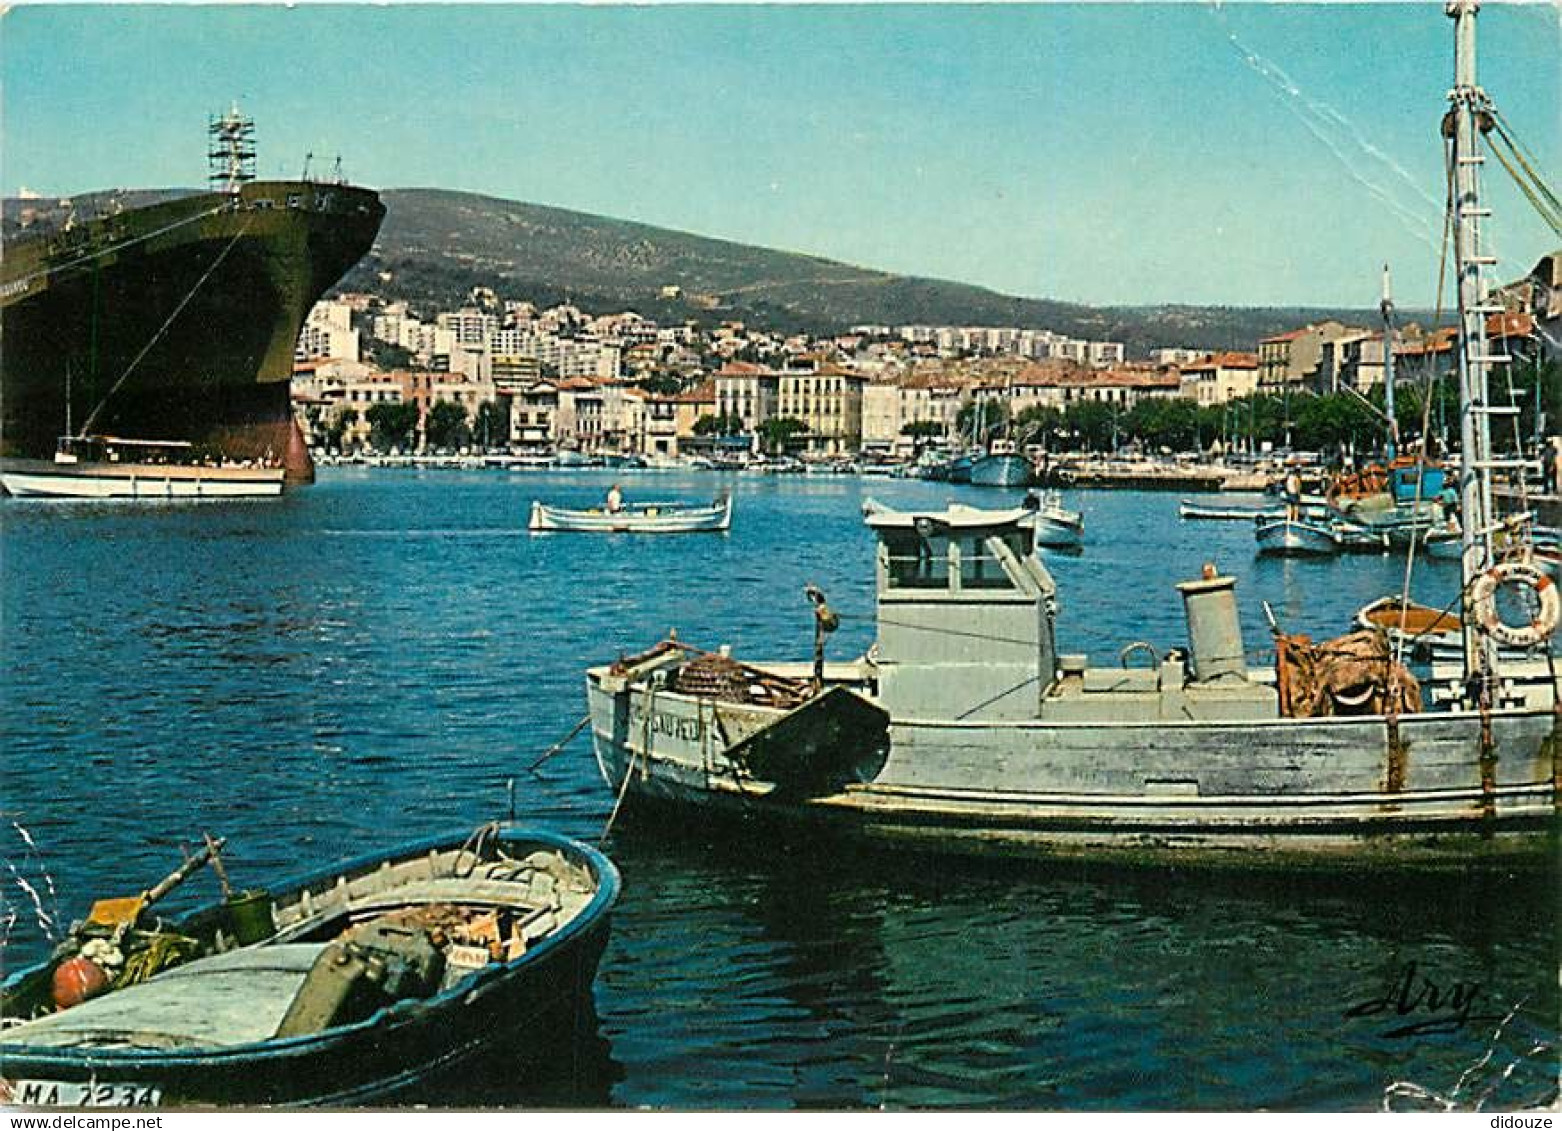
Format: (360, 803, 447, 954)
(1175, 570, 1247, 683)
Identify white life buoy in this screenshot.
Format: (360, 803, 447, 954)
(1470, 560, 1560, 648)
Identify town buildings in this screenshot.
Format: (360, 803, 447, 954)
(290, 254, 1555, 458)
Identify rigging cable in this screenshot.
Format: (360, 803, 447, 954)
(1488, 110, 1562, 233)
(1390, 137, 1458, 667)
(1487, 140, 1562, 239)
(76, 214, 254, 438)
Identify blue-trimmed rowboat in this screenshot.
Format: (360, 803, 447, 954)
(0, 826, 619, 1108)
(528, 493, 732, 533)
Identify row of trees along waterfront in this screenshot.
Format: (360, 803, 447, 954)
(954, 363, 1556, 456)
(310, 399, 509, 454)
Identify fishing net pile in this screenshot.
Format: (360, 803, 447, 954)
(671, 651, 813, 709)
(1274, 629, 1422, 718)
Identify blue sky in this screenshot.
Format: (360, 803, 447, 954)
(3, 3, 1557, 307)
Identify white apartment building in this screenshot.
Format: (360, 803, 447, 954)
(860, 375, 966, 452)
(555, 380, 605, 449)
(437, 308, 499, 348)
(429, 375, 497, 421)
(508, 380, 557, 448)
(1181, 353, 1261, 406)
(1151, 347, 1206, 367)
(296, 299, 360, 363)
(1087, 341, 1126, 368)
(713, 363, 780, 434)
(447, 343, 492, 383)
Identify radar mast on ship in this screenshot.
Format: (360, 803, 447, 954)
(208, 104, 257, 195)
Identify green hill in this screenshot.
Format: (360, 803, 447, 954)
(334, 188, 1399, 353)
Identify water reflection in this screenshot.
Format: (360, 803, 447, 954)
(603, 818, 1557, 1110)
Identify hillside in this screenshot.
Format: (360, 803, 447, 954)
(340, 188, 1399, 354)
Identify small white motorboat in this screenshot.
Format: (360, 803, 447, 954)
(528, 493, 732, 533)
(1024, 490, 1083, 549)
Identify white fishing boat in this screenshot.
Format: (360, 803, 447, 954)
(969, 439, 1032, 489)
(1254, 516, 1338, 556)
(1, 437, 284, 499)
(582, 4, 1560, 867)
(1024, 490, 1084, 549)
(1423, 520, 1465, 560)
(528, 493, 732, 533)
(587, 498, 1556, 866)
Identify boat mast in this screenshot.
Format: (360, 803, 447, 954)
(1380, 263, 1398, 460)
(1446, 0, 1502, 693)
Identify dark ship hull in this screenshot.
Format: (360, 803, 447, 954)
(2, 182, 384, 483)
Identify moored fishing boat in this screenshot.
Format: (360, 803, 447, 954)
(1423, 520, 1465, 559)
(1329, 517, 1392, 553)
(0, 825, 619, 1107)
(528, 492, 732, 533)
(1179, 499, 1284, 522)
(586, 499, 1557, 867)
(1254, 516, 1339, 556)
(969, 439, 1032, 488)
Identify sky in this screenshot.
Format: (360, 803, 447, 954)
(2, 3, 1558, 308)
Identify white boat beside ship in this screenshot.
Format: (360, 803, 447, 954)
(1, 437, 285, 499)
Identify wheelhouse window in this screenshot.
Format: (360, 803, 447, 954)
(959, 535, 1016, 590)
(883, 532, 949, 590)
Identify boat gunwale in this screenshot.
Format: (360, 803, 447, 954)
(584, 669, 1553, 730)
(0, 826, 620, 1070)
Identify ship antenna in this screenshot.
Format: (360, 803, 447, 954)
(1446, 0, 1502, 698)
(208, 103, 256, 195)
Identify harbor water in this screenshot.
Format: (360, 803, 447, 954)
(2, 470, 1556, 1110)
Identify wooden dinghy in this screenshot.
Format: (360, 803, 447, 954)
(1178, 500, 1283, 522)
(0, 825, 619, 1108)
(1354, 594, 1550, 663)
(528, 493, 732, 533)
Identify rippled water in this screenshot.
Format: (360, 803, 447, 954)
(2, 470, 1556, 1110)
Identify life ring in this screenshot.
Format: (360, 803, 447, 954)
(1470, 561, 1560, 648)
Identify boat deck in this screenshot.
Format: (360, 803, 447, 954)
(4, 944, 328, 1050)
